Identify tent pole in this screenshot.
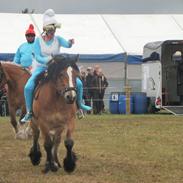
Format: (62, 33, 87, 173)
(100, 15, 131, 114)
(124, 52, 131, 114)
(124, 52, 128, 86)
(29, 12, 42, 35)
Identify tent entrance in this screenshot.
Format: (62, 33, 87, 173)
(161, 41, 183, 106)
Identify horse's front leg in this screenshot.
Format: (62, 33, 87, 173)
(63, 118, 77, 173)
(29, 121, 42, 166)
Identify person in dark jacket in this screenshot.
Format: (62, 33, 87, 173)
(98, 68, 108, 112)
(92, 65, 108, 114)
(85, 67, 94, 113)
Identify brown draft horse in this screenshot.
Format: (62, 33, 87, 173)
(29, 54, 79, 173)
(0, 62, 30, 135)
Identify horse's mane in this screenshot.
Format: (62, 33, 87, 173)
(47, 54, 79, 81)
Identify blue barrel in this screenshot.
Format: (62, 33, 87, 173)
(109, 92, 121, 114)
(118, 94, 134, 114)
(133, 92, 147, 114)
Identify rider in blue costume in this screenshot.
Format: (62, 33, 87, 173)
(13, 24, 36, 69)
(21, 9, 91, 123)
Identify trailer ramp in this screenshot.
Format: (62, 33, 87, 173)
(162, 106, 183, 115)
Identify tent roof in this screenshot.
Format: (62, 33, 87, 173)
(1, 13, 183, 57)
(0, 13, 123, 54)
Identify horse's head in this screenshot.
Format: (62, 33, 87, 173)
(47, 54, 79, 104)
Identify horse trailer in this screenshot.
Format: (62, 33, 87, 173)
(142, 40, 183, 114)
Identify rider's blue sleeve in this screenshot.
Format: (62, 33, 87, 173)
(13, 47, 21, 64)
(33, 38, 51, 65)
(57, 36, 72, 48)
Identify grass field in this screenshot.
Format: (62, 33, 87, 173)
(0, 114, 183, 183)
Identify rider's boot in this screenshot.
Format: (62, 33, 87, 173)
(20, 83, 34, 123)
(20, 111, 32, 123)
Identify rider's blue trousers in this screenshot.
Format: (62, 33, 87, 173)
(24, 67, 46, 112)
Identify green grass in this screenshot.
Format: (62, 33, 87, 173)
(0, 114, 183, 183)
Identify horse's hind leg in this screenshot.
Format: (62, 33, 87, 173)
(29, 122, 42, 166)
(9, 108, 18, 134)
(53, 134, 62, 168)
(43, 134, 59, 173)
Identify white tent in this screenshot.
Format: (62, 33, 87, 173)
(1, 13, 183, 109)
(0, 13, 122, 54)
(1, 13, 183, 82)
(1, 13, 183, 55)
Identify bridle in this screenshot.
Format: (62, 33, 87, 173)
(57, 86, 77, 96)
(56, 66, 77, 97)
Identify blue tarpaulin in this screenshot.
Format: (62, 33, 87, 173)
(0, 53, 15, 61)
(79, 53, 142, 64)
(0, 53, 143, 64)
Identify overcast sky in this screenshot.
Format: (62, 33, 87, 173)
(0, 0, 183, 14)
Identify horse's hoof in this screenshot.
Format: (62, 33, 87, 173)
(15, 130, 28, 140)
(63, 157, 76, 173)
(29, 149, 42, 166)
(50, 163, 59, 172)
(25, 126, 33, 139)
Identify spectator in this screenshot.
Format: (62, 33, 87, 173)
(13, 24, 36, 70)
(92, 65, 108, 114)
(85, 67, 94, 113)
(98, 68, 108, 112)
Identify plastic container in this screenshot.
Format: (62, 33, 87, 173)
(133, 92, 147, 114)
(118, 94, 134, 114)
(109, 92, 121, 114)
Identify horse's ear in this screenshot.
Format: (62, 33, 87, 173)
(52, 54, 65, 62)
(71, 54, 79, 64)
(69, 54, 79, 64)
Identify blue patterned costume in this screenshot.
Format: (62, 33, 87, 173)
(13, 42, 34, 68)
